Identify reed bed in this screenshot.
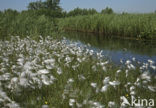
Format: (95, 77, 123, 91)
(0, 11, 55, 39)
(0, 36, 155, 107)
(58, 13, 156, 39)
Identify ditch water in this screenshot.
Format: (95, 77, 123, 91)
(62, 31, 156, 65)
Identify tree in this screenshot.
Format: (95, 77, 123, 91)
(101, 7, 114, 14)
(27, 0, 62, 17)
(46, 0, 61, 10)
(67, 8, 97, 17)
(27, 0, 44, 10)
(28, 0, 61, 11)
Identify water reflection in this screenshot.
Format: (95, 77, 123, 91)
(62, 31, 156, 64)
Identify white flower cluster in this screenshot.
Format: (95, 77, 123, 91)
(0, 36, 155, 107)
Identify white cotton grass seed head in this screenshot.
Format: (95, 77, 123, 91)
(6, 101, 20, 108)
(44, 59, 55, 64)
(125, 69, 129, 78)
(130, 86, 135, 91)
(125, 60, 131, 65)
(38, 69, 49, 74)
(148, 86, 156, 92)
(120, 59, 123, 64)
(116, 69, 121, 74)
(109, 81, 120, 86)
(93, 102, 104, 108)
(148, 59, 154, 65)
(103, 77, 110, 85)
(19, 78, 29, 87)
(101, 85, 109, 92)
(132, 57, 136, 61)
(42, 105, 49, 108)
(69, 99, 75, 106)
(67, 78, 74, 83)
(17, 58, 24, 66)
(88, 101, 104, 108)
(91, 83, 97, 88)
(130, 91, 136, 96)
(130, 64, 136, 70)
(141, 72, 151, 82)
(92, 65, 97, 71)
(78, 74, 86, 80)
(57, 68, 62, 75)
(76, 102, 83, 108)
(102, 66, 107, 72)
(108, 101, 116, 108)
(150, 65, 156, 70)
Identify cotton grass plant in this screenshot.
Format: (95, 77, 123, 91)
(0, 36, 155, 107)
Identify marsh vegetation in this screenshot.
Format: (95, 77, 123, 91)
(58, 13, 156, 39)
(0, 36, 156, 108)
(0, 0, 156, 107)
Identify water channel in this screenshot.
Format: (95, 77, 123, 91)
(62, 31, 156, 65)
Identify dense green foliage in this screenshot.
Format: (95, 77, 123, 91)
(101, 7, 114, 14)
(0, 9, 57, 39)
(28, 0, 61, 11)
(0, 7, 112, 39)
(66, 8, 98, 17)
(27, 0, 62, 18)
(0, 0, 156, 40)
(58, 13, 156, 39)
(0, 0, 63, 39)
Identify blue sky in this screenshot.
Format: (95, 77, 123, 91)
(0, 0, 156, 13)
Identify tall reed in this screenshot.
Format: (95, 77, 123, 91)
(58, 13, 156, 39)
(0, 10, 56, 39)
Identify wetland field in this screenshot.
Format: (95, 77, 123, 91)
(0, 36, 155, 108)
(0, 1, 156, 107)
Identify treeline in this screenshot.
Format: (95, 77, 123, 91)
(64, 7, 114, 17)
(26, 0, 114, 17)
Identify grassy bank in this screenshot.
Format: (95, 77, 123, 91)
(0, 36, 155, 107)
(58, 13, 156, 39)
